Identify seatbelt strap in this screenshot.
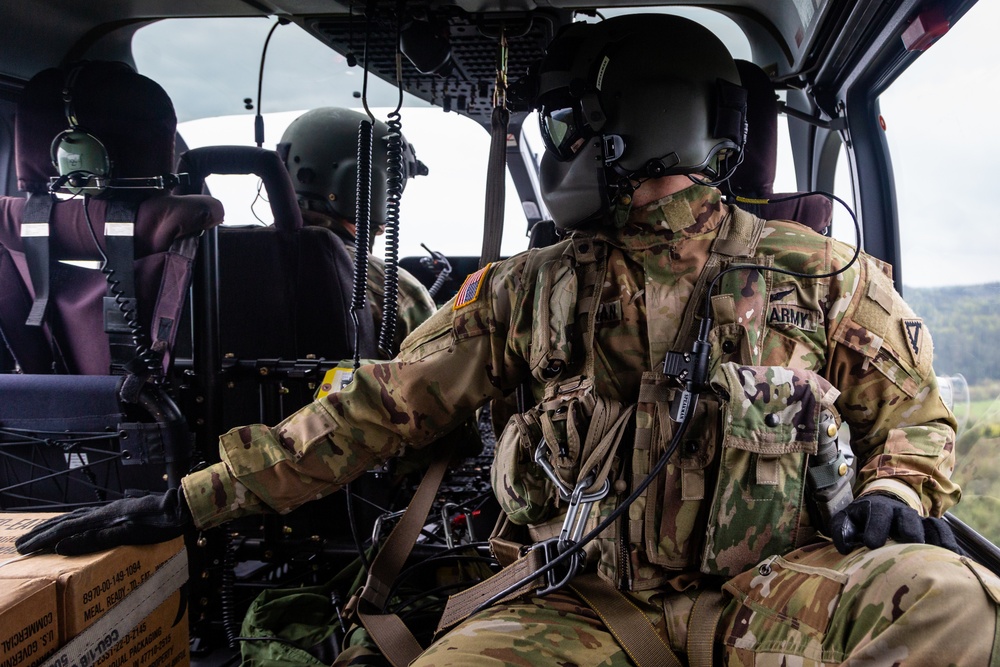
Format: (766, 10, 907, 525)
(480, 106, 509, 269)
(687, 588, 727, 667)
(149, 234, 201, 372)
(0, 242, 58, 372)
(103, 200, 140, 374)
(22, 192, 54, 327)
(346, 441, 456, 667)
(38, 547, 188, 667)
(479, 32, 510, 269)
(569, 574, 684, 667)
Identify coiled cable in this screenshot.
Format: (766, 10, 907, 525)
(379, 108, 403, 357)
(377, 22, 407, 358)
(82, 195, 162, 380)
(350, 120, 375, 373)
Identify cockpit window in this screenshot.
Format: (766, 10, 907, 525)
(878, 0, 1000, 543)
(133, 18, 530, 259)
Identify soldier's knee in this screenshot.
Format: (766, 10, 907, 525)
(850, 544, 997, 620)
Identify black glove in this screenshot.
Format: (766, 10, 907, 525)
(15, 488, 191, 556)
(830, 493, 962, 555)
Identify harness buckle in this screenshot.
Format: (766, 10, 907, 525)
(525, 452, 612, 596)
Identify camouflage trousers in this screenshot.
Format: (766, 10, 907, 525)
(409, 542, 1000, 667)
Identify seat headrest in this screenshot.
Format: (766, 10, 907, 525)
(729, 60, 778, 197)
(16, 61, 177, 193)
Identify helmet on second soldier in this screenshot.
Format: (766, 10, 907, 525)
(534, 14, 747, 228)
(277, 107, 428, 226)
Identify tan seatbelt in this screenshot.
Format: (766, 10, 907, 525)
(345, 441, 456, 667)
(569, 574, 684, 667)
(687, 589, 727, 667)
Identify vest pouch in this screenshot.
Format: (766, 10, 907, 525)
(636, 371, 720, 576)
(491, 407, 555, 525)
(701, 363, 841, 577)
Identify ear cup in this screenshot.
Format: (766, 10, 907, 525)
(50, 128, 110, 195)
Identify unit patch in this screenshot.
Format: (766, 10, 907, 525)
(902, 318, 924, 361)
(767, 304, 819, 332)
(453, 263, 493, 310)
(595, 299, 623, 325)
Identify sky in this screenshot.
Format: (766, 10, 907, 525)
(132, 3, 1000, 288)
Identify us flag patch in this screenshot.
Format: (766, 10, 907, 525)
(453, 263, 494, 310)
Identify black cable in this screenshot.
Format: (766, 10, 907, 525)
(344, 486, 371, 571)
(469, 394, 697, 616)
(254, 18, 288, 148)
(351, 120, 375, 374)
(702, 191, 862, 322)
(222, 533, 241, 649)
(420, 243, 452, 298)
(378, 19, 407, 358)
(82, 196, 161, 378)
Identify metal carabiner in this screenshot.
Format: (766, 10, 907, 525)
(534, 439, 574, 500)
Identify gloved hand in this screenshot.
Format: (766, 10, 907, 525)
(830, 493, 962, 555)
(15, 488, 191, 556)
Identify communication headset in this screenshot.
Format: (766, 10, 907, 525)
(49, 65, 112, 196)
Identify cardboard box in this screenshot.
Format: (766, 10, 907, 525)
(0, 579, 59, 667)
(0, 513, 188, 667)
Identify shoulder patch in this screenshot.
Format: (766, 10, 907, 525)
(453, 263, 494, 310)
(902, 318, 924, 363)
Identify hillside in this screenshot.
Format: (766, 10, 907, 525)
(904, 283, 1000, 386)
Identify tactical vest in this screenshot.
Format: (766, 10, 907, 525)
(490, 207, 843, 591)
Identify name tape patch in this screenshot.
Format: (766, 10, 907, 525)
(767, 304, 819, 332)
(595, 299, 623, 325)
(453, 263, 494, 310)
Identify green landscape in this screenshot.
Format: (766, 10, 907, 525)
(904, 283, 1000, 542)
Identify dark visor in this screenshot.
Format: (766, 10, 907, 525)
(538, 92, 593, 161)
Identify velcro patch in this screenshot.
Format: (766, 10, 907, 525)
(453, 263, 493, 310)
(767, 304, 819, 332)
(902, 318, 924, 362)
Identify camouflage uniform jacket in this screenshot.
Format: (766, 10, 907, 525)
(182, 184, 959, 588)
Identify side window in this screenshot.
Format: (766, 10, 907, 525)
(878, 1, 1000, 541)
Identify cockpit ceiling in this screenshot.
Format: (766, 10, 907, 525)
(1, 0, 916, 121)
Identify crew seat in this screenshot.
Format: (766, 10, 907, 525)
(175, 145, 376, 434)
(0, 61, 222, 509)
(0, 61, 222, 375)
(726, 60, 833, 234)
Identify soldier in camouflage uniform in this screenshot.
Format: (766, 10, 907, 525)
(18, 14, 1000, 666)
(279, 107, 437, 353)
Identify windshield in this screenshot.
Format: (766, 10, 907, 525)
(134, 17, 530, 259)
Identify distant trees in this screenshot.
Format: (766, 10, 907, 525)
(904, 283, 1000, 387)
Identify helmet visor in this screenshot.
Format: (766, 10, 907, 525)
(539, 96, 592, 161)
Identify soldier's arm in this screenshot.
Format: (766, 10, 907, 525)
(826, 252, 960, 517)
(182, 259, 530, 529)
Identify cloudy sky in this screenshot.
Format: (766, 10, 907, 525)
(133, 2, 1000, 289)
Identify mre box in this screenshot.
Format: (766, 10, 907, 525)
(0, 578, 59, 667)
(0, 513, 188, 667)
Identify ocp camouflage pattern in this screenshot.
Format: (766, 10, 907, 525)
(183, 183, 958, 563)
(179, 183, 991, 664)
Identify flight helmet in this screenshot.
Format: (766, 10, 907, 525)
(535, 14, 747, 228)
(277, 107, 427, 225)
